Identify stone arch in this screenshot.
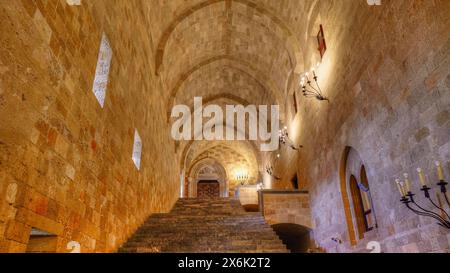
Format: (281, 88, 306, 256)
(166, 55, 284, 122)
(187, 158, 228, 198)
(271, 223, 313, 253)
(179, 137, 262, 176)
(340, 146, 377, 245)
(349, 175, 366, 240)
(192, 125, 262, 163)
(182, 140, 261, 193)
(339, 146, 357, 245)
(360, 165, 378, 230)
(182, 94, 269, 136)
(155, 0, 303, 75)
(302, 0, 323, 68)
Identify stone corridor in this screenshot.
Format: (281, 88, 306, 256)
(119, 198, 288, 253)
(0, 0, 449, 253)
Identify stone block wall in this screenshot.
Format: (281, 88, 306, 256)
(0, 0, 179, 252)
(237, 185, 259, 205)
(1, 0, 449, 254)
(260, 190, 312, 229)
(273, 0, 450, 253)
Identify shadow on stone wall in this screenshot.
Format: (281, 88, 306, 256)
(271, 223, 312, 253)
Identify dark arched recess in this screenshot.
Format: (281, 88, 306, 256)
(271, 223, 312, 253)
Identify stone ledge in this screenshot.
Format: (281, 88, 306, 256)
(259, 189, 309, 194)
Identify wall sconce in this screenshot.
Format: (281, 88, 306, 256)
(236, 173, 249, 186)
(395, 161, 450, 229)
(331, 237, 342, 244)
(279, 126, 303, 151)
(300, 65, 329, 102)
(265, 165, 281, 180)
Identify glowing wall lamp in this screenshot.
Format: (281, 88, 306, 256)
(395, 161, 450, 229)
(300, 64, 329, 102)
(279, 126, 303, 151)
(236, 170, 249, 186)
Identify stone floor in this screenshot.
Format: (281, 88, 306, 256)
(119, 198, 288, 253)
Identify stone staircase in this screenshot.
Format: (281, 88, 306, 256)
(119, 198, 289, 253)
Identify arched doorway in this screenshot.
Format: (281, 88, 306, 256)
(271, 224, 312, 253)
(187, 159, 228, 198)
(349, 175, 366, 240)
(339, 147, 377, 245)
(197, 180, 220, 199)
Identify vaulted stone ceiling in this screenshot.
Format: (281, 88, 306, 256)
(185, 141, 260, 191)
(149, 0, 313, 194)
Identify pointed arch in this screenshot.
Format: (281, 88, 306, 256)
(155, 0, 303, 75)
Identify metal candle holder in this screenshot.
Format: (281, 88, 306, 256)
(279, 127, 302, 151)
(400, 180, 450, 229)
(300, 70, 328, 102)
(237, 174, 249, 186)
(265, 165, 281, 180)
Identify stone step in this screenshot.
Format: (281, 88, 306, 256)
(136, 223, 272, 231)
(129, 230, 279, 239)
(120, 241, 288, 252)
(123, 240, 285, 250)
(124, 237, 285, 246)
(145, 214, 265, 219)
(119, 245, 289, 253)
(144, 218, 266, 223)
(119, 198, 289, 253)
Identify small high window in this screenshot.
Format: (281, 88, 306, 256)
(349, 166, 377, 240)
(92, 33, 112, 107)
(132, 129, 142, 170)
(26, 228, 57, 253)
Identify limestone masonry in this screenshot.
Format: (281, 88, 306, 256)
(0, 0, 449, 253)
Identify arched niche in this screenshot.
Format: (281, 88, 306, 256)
(271, 223, 313, 253)
(339, 147, 377, 245)
(187, 159, 228, 198)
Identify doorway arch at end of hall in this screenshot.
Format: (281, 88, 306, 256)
(187, 158, 228, 198)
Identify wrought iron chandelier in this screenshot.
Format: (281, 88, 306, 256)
(279, 126, 302, 151)
(265, 165, 280, 180)
(300, 68, 329, 102)
(266, 127, 302, 180)
(396, 161, 450, 229)
(236, 173, 249, 186)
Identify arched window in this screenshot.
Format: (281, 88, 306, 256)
(360, 165, 377, 230)
(92, 33, 112, 107)
(349, 175, 366, 239)
(340, 147, 377, 244)
(132, 129, 142, 170)
(349, 166, 377, 240)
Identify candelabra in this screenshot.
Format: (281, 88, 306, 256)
(331, 237, 342, 244)
(279, 126, 302, 151)
(265, 165, 281, 180)
(396, 161, 450, 229)
(300, 69, 328, 102)
(236, 173, 249, 186)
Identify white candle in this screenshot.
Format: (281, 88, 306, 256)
(417, 168, 427, 187)
(435, 161, 445, 181)
(403, 173, 411, 193)
(395, 179, 405, 197)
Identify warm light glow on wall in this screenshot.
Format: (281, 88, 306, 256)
(314, 53, 335, 100)
(288, 121, 301, 146)
(234, 168, 248, 180)
(263, 172, 273, 189)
